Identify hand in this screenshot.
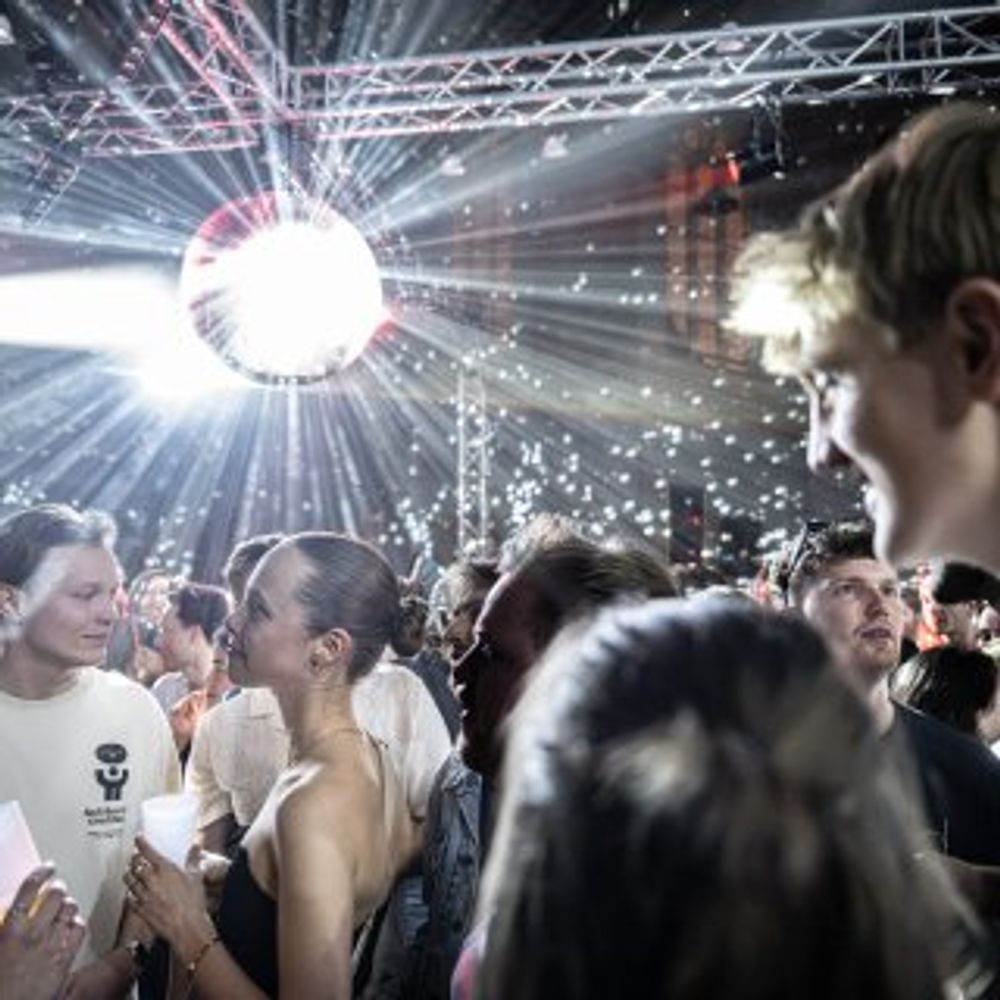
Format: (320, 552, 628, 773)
(0, 864, 85, 1000)
(62, 951, 134, 1000)
(123, 837, 214, 959)
(196, 850, 231, 915)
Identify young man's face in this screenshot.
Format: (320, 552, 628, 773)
(19, 544, 121, 669)
(800, 557, 904, 691)
(800, 316, 988, 569)
(157, 606, 193, 672)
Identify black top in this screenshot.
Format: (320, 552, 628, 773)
(890, 701, 1000, 865)
(217, 847, 278, 997)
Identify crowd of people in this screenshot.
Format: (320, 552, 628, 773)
(2, 99, 1000, 998)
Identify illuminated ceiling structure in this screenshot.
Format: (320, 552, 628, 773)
(1, 2, 998, 573)
(3, 4, 999, 221)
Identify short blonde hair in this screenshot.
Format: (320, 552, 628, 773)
(730, 102, 1000, 373)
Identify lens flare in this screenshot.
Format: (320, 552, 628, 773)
(181, 192, 385, 384)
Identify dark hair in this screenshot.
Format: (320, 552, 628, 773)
(391, 580, 428, 658)
(499, 513, 590, 574)
(291, 533, 402, 682)
(0, 504, 117, 588)
(443, 560, 500, 612)
(170, 583, 231, 645)
(224, 533, 285, 603)
(892, 646, 999, 738)
(783, 521, 876, 606)
(513, 539, 676, 648)
(477, 599, 976, 1000)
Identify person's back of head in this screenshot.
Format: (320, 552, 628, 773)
(290, 533, 402, 683)
(893, 645, 999, 741)
(170, 583, 231, 645)
(390, 579, 429, 659)
(477, 599, 977, 1000)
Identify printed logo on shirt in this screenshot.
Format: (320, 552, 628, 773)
(94, 743, 130, 801)
(86, 744, 130, 839)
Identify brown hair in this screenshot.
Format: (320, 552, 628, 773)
(477, 599, 982, 1000)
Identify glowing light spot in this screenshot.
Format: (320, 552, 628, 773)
(181, 192, 384, 383)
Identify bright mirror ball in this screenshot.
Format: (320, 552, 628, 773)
(181, 190, 385, 384)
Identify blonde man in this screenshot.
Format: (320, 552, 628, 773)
(731, 102, 1000, 574)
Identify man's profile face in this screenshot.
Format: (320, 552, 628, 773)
(800, 557, 904, 690)
(800, 315, 989, 570)
(157, 605, 191, 671)
(19, 544, 121, 669)
(442, 587, 491, 664)
(453, 574, 541, 777)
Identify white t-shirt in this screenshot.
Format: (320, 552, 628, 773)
(186, 663, 452, 833)
(0, 668, 181, 966)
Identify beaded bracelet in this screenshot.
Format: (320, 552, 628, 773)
(186, 934, 220, 980)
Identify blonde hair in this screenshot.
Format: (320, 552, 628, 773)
(730, 102, 1000, 373)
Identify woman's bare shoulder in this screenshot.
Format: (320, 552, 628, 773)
(274, 760, 376, 848)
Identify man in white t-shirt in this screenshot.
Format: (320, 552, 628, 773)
(0, 504, 180, 996)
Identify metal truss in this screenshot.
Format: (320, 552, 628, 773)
(1, 4, 999, 165)
(288, 6, 1000, 138)
(455, 361, 493, 560)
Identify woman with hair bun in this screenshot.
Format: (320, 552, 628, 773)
(124, 533, 414, 1000)
(472, 599, 986, 1000)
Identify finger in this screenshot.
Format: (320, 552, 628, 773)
(43, 908, 83, 961)
(123, 873, 144, 902)
(135, 834, 167, 869)
(62, 917, 85, 956)
(28, 879, 68, 929)
(55, 897, 80, 926)
(6, 863, 55, 921)
(185, 844, 203, 873)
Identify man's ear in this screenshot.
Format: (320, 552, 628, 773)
(307, 628, 353, 679)
(944, 279, 1000, 403)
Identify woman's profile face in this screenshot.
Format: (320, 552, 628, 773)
(226, 543, 311, 687)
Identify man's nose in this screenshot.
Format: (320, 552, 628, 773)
(864, 588, 893, 618)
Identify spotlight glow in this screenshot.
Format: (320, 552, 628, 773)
(181, 192, 385, 384)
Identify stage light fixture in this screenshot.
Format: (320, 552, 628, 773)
(181, 191, 386, 384)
